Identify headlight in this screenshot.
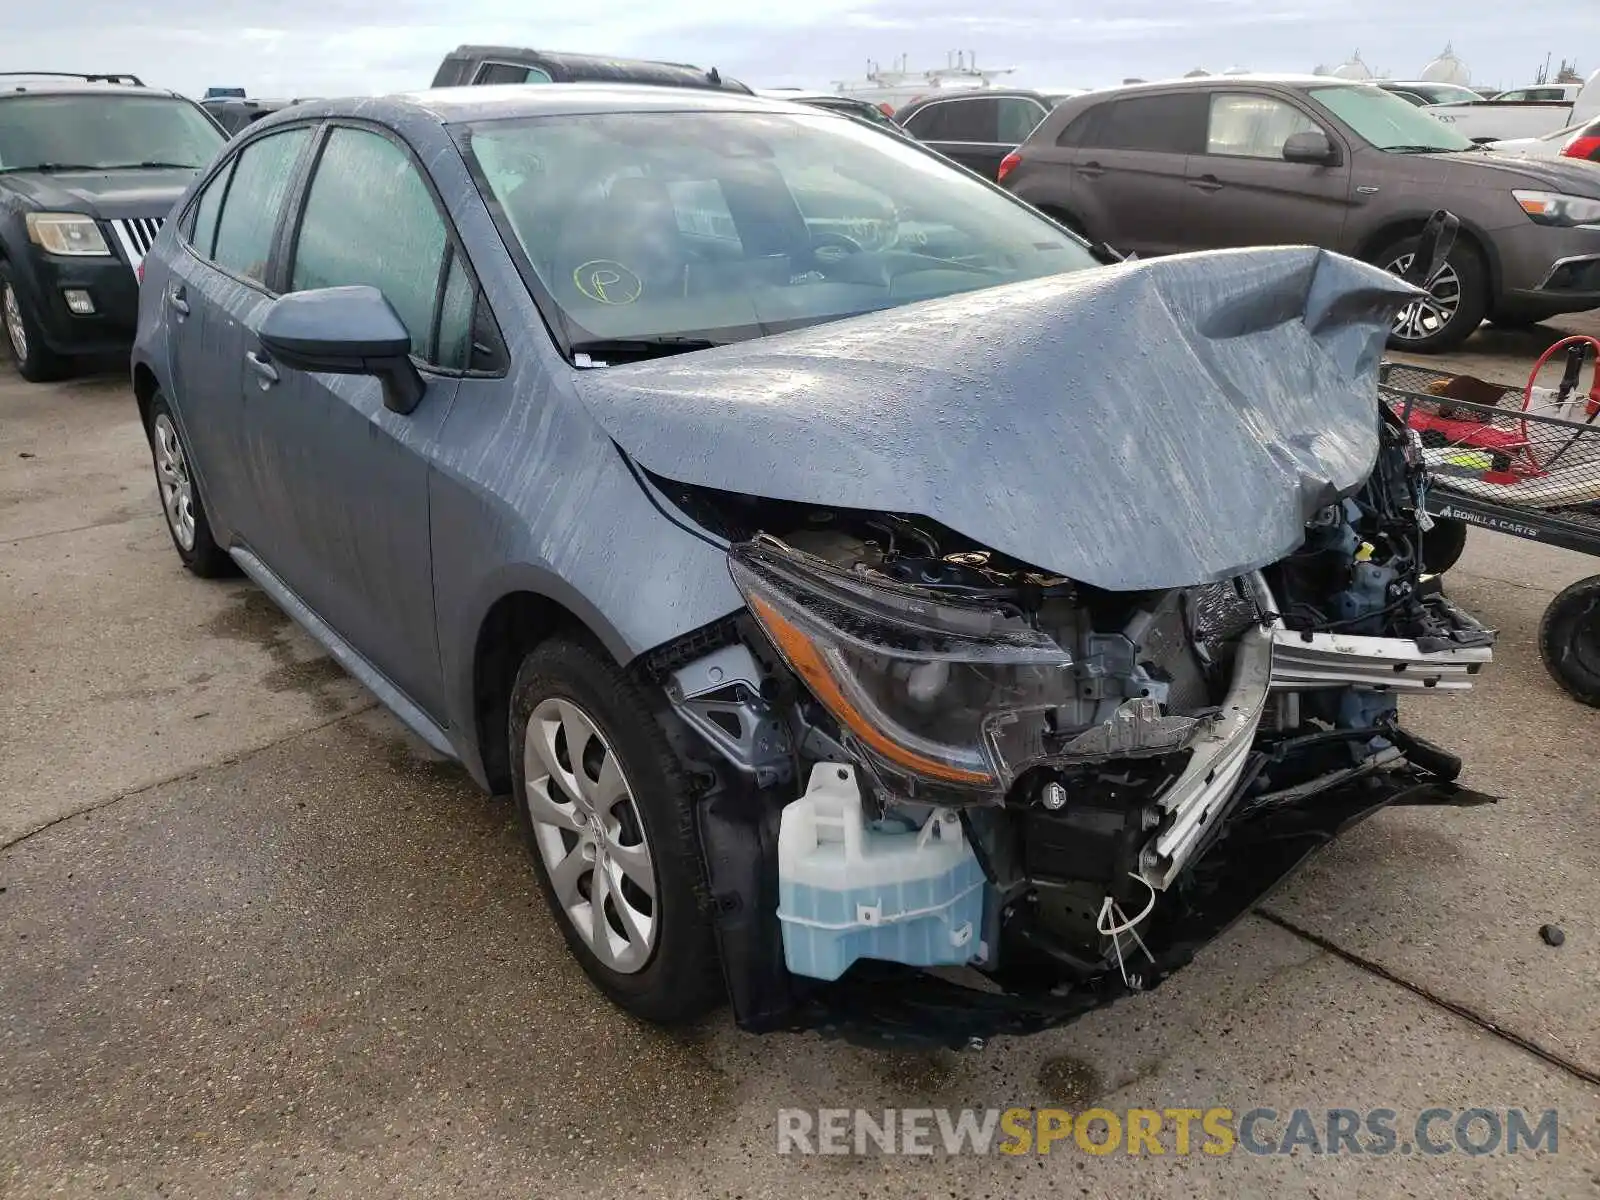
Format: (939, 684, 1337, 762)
(25, 213, 111, 256)
(1512, 190, 1600, 227)
(729, 538, 1078, 803)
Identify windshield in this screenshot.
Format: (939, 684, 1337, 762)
(0, 95, 224, 172)
(464, 110, 1099, 351)
(1311, 85, 1474, 153)
(1409, 83, 1482, 105)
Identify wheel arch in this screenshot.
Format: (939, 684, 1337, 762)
(1356, 214, 1500, 296)
(468, 582, 631, 794)
(133, 361, 161, 431)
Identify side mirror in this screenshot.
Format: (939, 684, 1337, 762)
(1404, 209, 1460, 287)
(258, 285, 426, 415)
(1282, 130, 1337, 165)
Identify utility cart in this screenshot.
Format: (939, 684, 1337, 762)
(1380, 340, 1600, 707)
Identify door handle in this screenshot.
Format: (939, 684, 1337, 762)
(1188, 175, 1224, 192)
(245, 350, 279, 388)
(166, 286, 189, 316)
(1079, 161, 1106, 178)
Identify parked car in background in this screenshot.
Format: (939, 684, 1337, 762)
(431, 45, 750, 93)
(1000, 75, 1600, 350)
(754, 89, 906, 134)
(1377, 80, 1485, 107)
(1487, 115, 1600, 163)
(130, 84, 1490, 1045)
(1492, 84, 1584, 103)
(896, 88, 1075, 178)
(1425, 70, 1600, 142)
(0, 72, 225, 380)
(201, 97, 317, 137)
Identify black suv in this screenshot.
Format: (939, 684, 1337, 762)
(0, 73, 225, 380)
(431, 46, 750, 93)
(897, 89, 1076, 179)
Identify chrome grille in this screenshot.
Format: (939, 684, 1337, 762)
(109, 217, 164, 273)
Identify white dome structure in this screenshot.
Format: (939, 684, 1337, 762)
(1421, 43, 1470, 85)
(1331, 52, 1372, 81)
(1221, 65, 1251, 76)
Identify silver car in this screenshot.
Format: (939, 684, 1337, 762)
(132, 85, 1495, 1046)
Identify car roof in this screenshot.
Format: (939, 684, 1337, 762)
(1086, 74, 1355, 95)
(270, 84, 817, 128)
(0, 79, 174, 99)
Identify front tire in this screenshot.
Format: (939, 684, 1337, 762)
(1, 263, 69, 383)
(509, 636, 721, 1023)
(1421, 516, 1468, 574)
(146, 393, 233, 577)
(1376, 235, 1489, 354)
(1538, 576, 1600, 707)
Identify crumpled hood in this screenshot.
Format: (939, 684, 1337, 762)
(574, 246, 1417, 590)
(1, 168, 196, 219)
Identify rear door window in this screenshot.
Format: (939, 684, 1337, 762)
(1205, 93, 1321, 158)
(906, 97, 1000, 143)
(1082, 93, 1208, 153)
(210, 126, 311, 284)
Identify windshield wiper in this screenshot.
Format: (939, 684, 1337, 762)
(0, 162, 103, 174)
(104, 160, 203, 170)
(568, 336, 724, 364)
(1385, 145, 1457, 154)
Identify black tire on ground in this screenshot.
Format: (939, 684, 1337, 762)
(1420, 516, 1469, 574)
(0, 261, 70, 382)
(509, 636, 722, 1023)
(1374, 234, 1490, 354)
(145, 393, 234, 577)
(1538, 575, 1600, 707)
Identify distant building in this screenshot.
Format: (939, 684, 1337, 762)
(1331, 52, 1373, 81)
(1420, 43, 1471, 85)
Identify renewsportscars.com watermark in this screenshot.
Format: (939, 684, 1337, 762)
(776, 1107, 1560, 1157)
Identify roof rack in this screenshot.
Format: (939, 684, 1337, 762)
(0, 71, 145, 87)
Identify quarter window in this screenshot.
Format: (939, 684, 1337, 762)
(186, 160, 234, 259)
(210, 126, 311, 284)
(996, 97, 1048, 144)
(291, 126, 449, 362)
(1206, 94, 1321, 159)
(474, 63, 554, 85)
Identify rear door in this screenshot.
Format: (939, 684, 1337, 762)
(902, 96, 1022, 177)
(241, 121, 486, 717)
(1067, 91, 1208, 255)
(163, 125, 314, 546)
(1181, 91, 1353, 251)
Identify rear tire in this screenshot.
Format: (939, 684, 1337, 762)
(145, 393, 234, 577)
(1538, 576, 1600, 707)
(1, 262, 70, 383)
(1420, 516, 1468, 574)
(509, 636, 722, 1023)
(1375, 235, 1489, 354)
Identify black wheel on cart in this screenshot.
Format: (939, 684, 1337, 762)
(1538, 575, 1600, 707)
(1421, 516, 1469, 574)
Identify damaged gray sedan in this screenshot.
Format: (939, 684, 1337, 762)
(132, 85, 1496, 1046)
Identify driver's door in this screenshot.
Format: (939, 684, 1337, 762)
(244, 122, 471, 719)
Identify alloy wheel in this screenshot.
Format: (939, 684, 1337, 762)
(152, 413, 197, 551)
(523, 697, 658, 973)
(3, 284, 27, 364)
(1385, 251, 1463, 343)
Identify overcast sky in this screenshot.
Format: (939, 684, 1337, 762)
(7, 1, 1599, 100)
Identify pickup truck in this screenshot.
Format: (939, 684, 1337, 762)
(1426, 70, 1600, 142)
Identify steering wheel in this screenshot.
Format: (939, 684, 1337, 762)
(810, 231, 865, 264)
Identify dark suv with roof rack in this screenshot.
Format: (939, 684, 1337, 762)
(431, 46, 750, 93)
(0, 72, 225, 380)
